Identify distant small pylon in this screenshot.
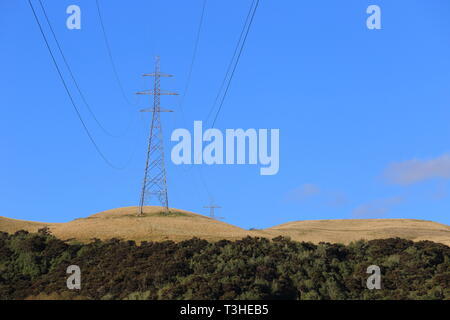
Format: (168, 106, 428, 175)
(203, 202, 224, 220)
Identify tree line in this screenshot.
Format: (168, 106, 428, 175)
(0, 229, 448, 300)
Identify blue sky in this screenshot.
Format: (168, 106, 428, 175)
(2, 0, 450, 229)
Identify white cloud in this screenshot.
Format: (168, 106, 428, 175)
(352, 196, 404, 218)
(286, 184, 348, 208)
(286, 183, 321, 202)
(431, 181, 448, 200)
(326, 192, 348, 207)
(383, 154, 450, 185)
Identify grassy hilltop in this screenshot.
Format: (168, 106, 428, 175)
(1, 206, 449, 246)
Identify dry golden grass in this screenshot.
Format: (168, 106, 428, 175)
(0, 216, 49, 234)
(1, 207, 449, 246)
(49, 206, 252, 243)
(258, 219, 450, 246)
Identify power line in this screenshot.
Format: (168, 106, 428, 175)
(181, 0, 261, 203)
(156, 0, 213, 201)
(177, 0, 208, 116)
(95, 0, 138, 107)
(204, 0, 255, 125)
(208, 0, 260, 128)
(38, 0, 134, 139)
(28, 0, 126, 170)
(173, 0, 214, 200)
(187, 0, 260, 199)
(211, 0, 260, 127)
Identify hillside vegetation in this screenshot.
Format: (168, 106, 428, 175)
(0, 230, 449, 300)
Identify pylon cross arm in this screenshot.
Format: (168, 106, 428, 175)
(136, 90, 178, 96)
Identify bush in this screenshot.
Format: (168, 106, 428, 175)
(0, 232, 448, 300)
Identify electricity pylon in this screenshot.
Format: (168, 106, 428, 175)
(137, 56, 177, 216)
(204, 202, 223, 220)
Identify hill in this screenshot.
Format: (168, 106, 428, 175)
(258, 219, 450, 246)
(1, 206, 449, 245)
(0, 216, 49, 234)
(1, 207, 251, 243)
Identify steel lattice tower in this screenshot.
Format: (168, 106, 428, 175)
(137, 56, 177, 216)
(204, 202, 223, 220)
